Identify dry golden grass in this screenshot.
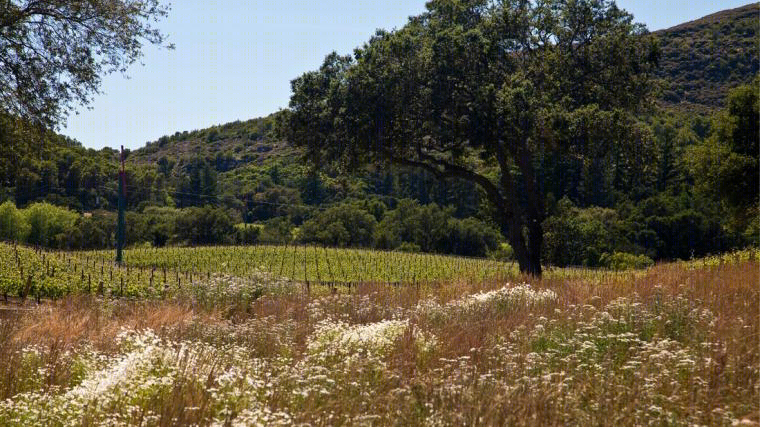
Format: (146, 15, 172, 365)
(0, 257, 756, 426)
(9, 297, 201, 349)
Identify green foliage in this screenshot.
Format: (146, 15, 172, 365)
(0, 201, 27, 241)
(259, 217, 294, 244)
(446, 218, 502, 258)
(22, 203, 78, 247)
(375, 200, 450, 253)
(543, 198, 633, 267)
(543, 193, 735, 266)
(142, 207, 177, 247)
(600, 252, 655, 270)
(281, 0, 658, 275)
(686, 78, 759, 233)
(176, 157, 218, 207)
(374, 199, 500, 257)
(235, 224, 261, 245)
(0, 0, 170, 126)
(0, 4, 756, 267)
(642, 207, 730, 260)
(133, 117, 278, 167)
(68, 213, 114, 250)
(490, 243, 514, 261)
(299, 202, 377, 247)
(175, 206, 235, 245)
(656, 4, 759, 111)
(396, 242, 421, 253)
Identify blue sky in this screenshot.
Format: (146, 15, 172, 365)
(62, 0, 754, 150)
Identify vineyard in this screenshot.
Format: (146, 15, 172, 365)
(0, 243, 525, 301)
(87, 245, 517, 285)
(2, 242, 756, 304)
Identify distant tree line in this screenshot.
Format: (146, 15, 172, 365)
(0, 198, 501, 257)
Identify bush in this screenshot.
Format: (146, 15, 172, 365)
(70, 212, 114, 249)
(22, 202, 78, 247)
(0, 201, 27, 241)
(543, 198, 636, 267)
(373, 199, 503, 255)
(142, 207, 177, 247)
(175, 206, 235, 245)
(397, 242, 421, 252)
(445, 217, 502, 257)
(490, 243, 514, 261)
(259, 217, 294, 244)
(374, 199, 450, 252)
(236, 223, 261, 245)
(600, 252, 655, 270)
(299, 203, 377, 247)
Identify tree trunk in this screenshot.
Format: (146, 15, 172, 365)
(526, 220, 543, 277)
(513, 238, 542, 277)
(523, 221, 544, 277)
(502, 214, 542, 277)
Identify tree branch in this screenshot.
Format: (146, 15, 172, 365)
(380, 148, 513, 219)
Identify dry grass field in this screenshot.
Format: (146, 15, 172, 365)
(0, 250, 757, 426)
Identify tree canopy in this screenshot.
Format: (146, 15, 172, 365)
(280, 0, 660, 275)
(686, 78, 759, 237)
(0, 0, 171, 127)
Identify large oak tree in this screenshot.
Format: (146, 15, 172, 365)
(280, 0, 659, 275)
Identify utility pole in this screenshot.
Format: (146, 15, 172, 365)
(116, 145, 126, 264)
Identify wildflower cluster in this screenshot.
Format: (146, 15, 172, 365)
(182, 272, 296, 310)
(417, 283, 558, 322)
(0, 330, 294, 426)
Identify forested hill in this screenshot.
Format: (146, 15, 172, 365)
(655, 2, 759, 111)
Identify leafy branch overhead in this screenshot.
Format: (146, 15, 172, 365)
(0, 0, 172, 127)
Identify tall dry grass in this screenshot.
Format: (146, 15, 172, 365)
(0, 257, 756, 426)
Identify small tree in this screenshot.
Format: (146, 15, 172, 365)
(22, 202, 78, 247)
(280, 0, 658, 275)
(175, 206, 235, 246)
(299, 203, 377, 247)
(0, 201, 28, 241)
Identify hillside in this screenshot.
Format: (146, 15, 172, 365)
(127, 116, 293, 170)
(655, 2, 759, 111)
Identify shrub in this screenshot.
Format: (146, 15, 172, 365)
(490, 242, 514, 261)
(299, 203, 377, 247)
(543, 198, 637, 267)
(143, 206, 178, 247)
(600, 252, 655, 270)
(374, 199, 449, 252)
(445, 217, 502, 257)
(70, 213, 114, 249)
(175, 206, 235, 245)
(236, 223, 261, 245)
(259, 217, 294, 244)
(0, 201, 27, 241)
(22, 202, 78, 247)
(397, 242, 421, 252)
